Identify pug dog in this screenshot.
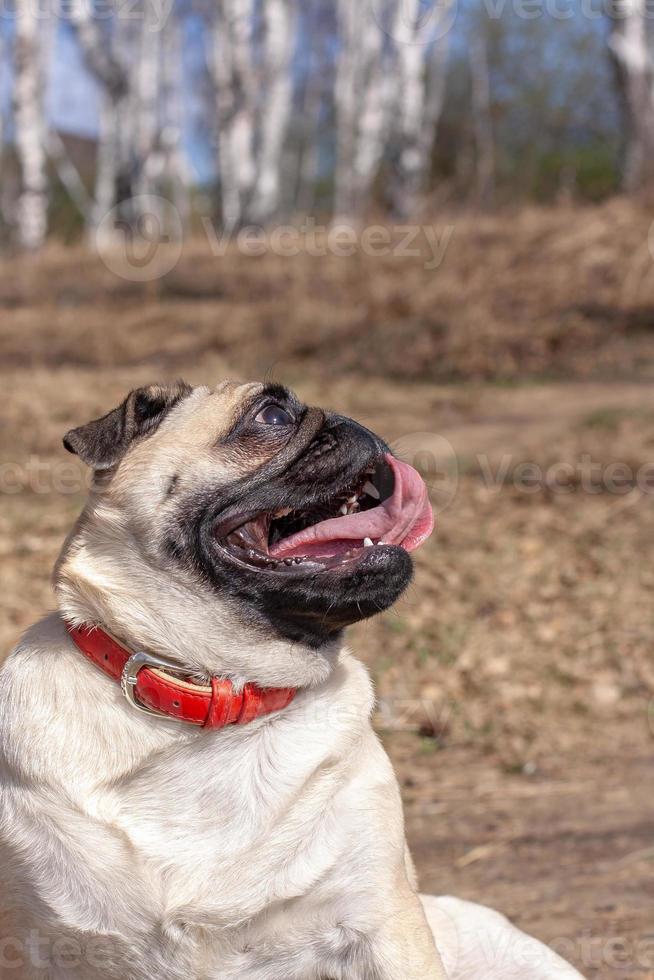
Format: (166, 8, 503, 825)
(0, 381, 585, 980)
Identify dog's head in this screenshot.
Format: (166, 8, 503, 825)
(58, 381, 433, 676)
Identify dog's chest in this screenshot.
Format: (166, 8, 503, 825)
(106, 739, 373, 980)
(102, 710, 369, 903)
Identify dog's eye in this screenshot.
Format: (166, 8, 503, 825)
(255, 404, 294, 426)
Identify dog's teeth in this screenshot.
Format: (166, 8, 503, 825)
(363, 537, 374, 547)
(274, 508, 292, 518)
(362, 480, 380, 500)
(340, 504, 348, 515)
(346, 496, 360, 514)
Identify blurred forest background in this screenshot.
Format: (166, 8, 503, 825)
(2, 2, 654, 978)
(0, 0, 653, 245)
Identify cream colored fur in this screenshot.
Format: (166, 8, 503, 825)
(0, 382, 585, 979)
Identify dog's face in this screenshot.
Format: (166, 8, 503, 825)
(63, 381, 433, 647)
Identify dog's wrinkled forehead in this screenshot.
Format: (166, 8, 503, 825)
(121, 381, 263, 482)
(152, 381, 265, 451)
(63, 380, 306, 494)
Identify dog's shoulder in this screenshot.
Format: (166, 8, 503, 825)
(1, 615, 67, 773)
(0, 612, 121, 781)
(1, 612, 72, 705)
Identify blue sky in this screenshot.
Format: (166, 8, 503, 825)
(48, 26, 101, 138)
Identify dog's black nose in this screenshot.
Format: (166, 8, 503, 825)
(323, 413, 389, 457)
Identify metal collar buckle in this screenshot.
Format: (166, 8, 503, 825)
(120, 651, 190, 720)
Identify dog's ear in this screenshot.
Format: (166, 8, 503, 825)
(63, 381, 193, 470)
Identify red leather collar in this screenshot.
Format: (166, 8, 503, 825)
(66, 623, 296, 729)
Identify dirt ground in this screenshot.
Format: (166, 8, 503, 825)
(1, 201, 654, 978)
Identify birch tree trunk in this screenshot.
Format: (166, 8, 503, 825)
(469, 34, 495, 206)
(334, 0, 394, 219)
(78, 0, 187, 240)
(392, 0, 452, 219)
(68, 0, 130, 233)
(92, 101, 120, 237)
(212, 0, 257, 228)
(393, 0, 427, 217)
(0, 23, 10, 232)
(608, 0, 654, 189)
(295, 76, 322, 214)
(161, 21, 191, 234)
(250, 0, 297, 223)
(135, 0, 165, 231)
(114, 14, 143, 227)
(294, 0, 328, 214)
(334, 0, 362, 218)
(14, 0, 48, 249)
(351, 11, 395, 215)
(0, 28, 5, 184)
(68, 0, 127, 102)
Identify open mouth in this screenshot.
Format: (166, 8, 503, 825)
(216, 454, 434, 574)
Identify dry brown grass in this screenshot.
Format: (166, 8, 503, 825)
(2, 200, 654, 977)
(1, 197, 654, 383)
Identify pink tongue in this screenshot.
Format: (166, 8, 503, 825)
(269, 454, 434, 559)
